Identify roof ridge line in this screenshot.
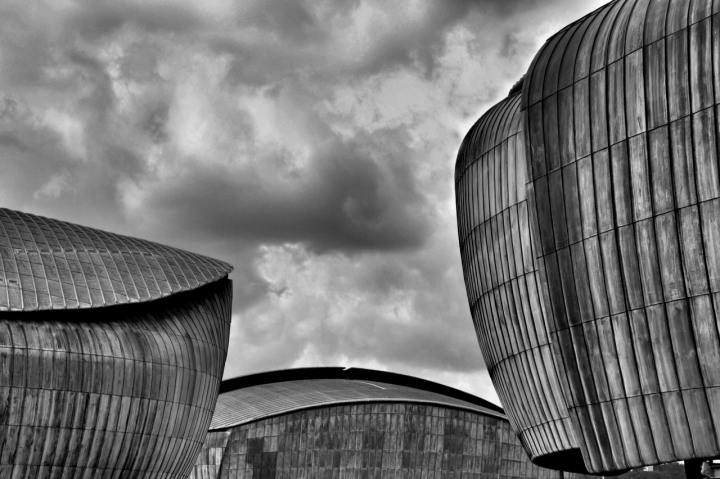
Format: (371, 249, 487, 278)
(218, 366, 504, 414)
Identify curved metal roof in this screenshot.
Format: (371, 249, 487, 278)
(0, 208, 233, 311)
(210, 367, 506, 431)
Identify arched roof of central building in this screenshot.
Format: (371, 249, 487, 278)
(210, 367, 506, 431)
(0, 207, 233, 311)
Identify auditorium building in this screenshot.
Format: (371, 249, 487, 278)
(0, 207, 233, 478)
(190, 367, 593, 479)
(456, 0, 720, 474)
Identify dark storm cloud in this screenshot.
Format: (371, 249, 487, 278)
(0, 0, 603, 261)
(141, 127, 430, 253)
(68, 1, 203, 39)
(0, 96, 128, 229)
(240, 0, 326, 43)
(65, 51, 117, 121)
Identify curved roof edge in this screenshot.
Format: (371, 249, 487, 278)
(508, 75, 525, 96)
(455, 92, 522, 184)
(0, 207, 233, 311)
(219, 367, 505, 414)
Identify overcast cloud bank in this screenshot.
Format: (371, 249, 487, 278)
(0, 0, 605, 403)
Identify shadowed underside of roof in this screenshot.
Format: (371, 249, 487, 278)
(0, 207, 233, 311)
(210, 367, 505, 430)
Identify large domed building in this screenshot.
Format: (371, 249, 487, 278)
(189, 367, 594, 479)
(0, 207, 233, 477)
(456, 0, 720, 475)
(455, 89, 584, 473)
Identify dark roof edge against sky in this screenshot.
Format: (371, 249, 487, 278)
(218, 366, 505, 414)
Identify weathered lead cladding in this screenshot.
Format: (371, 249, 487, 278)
(0, 207, 234, 477)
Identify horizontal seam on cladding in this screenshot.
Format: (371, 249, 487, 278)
(485, 344, 556, 373)
(518, 201, 720, 258)
(486, 355, 566, 423)
(471, 295, 550, 354)
(515, 418, 574, 437)
(455, 134, 522, 184)
(0, 308, 229, 329)
(468, 271, 538, 309)
(0, 413, 216, 428)
(0, 464, 203, 473)
(0, 384, 223, 398)
(529, 103, 720, 180)
(0, 334, 226, 351)
(468, 283, 547, 353)
(564, 388, 720, 406)
(0, 366, 224, 383)
(0, 417, 213, 435)
(458, 206, 528, 253)
(458, 107, 720, 248)
(550, 294, 720, 330)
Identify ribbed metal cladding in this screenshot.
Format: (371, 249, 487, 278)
(0, 208, 232, 310)
(0, 208, 234, 477)
(455, 93, 588, 473)
(521, 0, 720, 473)
(189, 372, 596, 479)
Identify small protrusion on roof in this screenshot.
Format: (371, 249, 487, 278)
(508, 75, 525, 97)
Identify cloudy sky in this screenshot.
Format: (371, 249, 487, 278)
(0, 0, 605, 405)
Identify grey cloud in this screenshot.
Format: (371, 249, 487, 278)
(68, 1, 203, 39)
(120, 42, 164, 83)
(340, 0, 541, 77)
(219, 44, 281, 89)
(231, 259, 274, 312)
(225, 233, 485, 376)
(0, 108, 111, 228)
(140, 105, 170, 144)
(0, 131, 27, 152)
(213, 0, 594, 89)
(337, 309, 483, 372)
(65, 51, 116, 121)
(140, 128, 430, 253)
(102, 144, 147, 180)
(0, 10, 57, 88)
(241, 0, 321, 43)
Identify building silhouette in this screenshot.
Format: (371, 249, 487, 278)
(189, 367, 593, 479)
(457, 0, 720, 474)
(0, 207, 233, 477)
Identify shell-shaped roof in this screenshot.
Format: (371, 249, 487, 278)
(210, 367, 506, 431)
(517, 0, 720, 474)
(455, 90, 588, 471)
(455, 92, 523, 183)
(0, 208, 233, 311)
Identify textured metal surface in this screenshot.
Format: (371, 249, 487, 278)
(0, 278, 233, 478)
(210, 378, 505, 431)
(456, 0, 720, 473)
(0, 208, 233, 311)
(455, 92, 584, 472)
(518, 0, 720, 473)
(192, 402, 595, 479)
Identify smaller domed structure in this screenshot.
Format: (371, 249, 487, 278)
(189, 367, 595, 479)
